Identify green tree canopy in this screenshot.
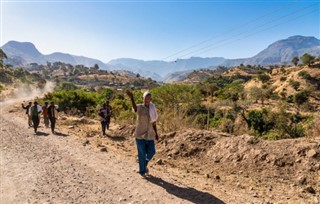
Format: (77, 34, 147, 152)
(292, 56, 299, 66)
(151, 84, 202, 112)
(301, 53, 315, 66)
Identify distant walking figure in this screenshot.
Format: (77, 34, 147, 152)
(98, 103, 111, 136)
(105, 100, 112, 130)
(126, 90, 159, 177)
(22, 102, 33, 127)
(29, 101, 42, 133)
(42, 102, 49, 128)
(48, 101, 59, 134)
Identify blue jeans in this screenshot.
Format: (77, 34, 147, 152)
(136, 139, 156, 175)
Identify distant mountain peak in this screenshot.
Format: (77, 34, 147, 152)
(4, 40, 42, 58)
(2, 35, 320, 82)
(287, 35, 317, 40)
(2, 40, 107, 69)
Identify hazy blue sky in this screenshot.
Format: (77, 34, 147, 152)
(1, 0, 319, 62)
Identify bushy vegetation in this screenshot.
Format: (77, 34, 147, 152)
(41, 59, 320, 140)
(2, 46, 312, 140)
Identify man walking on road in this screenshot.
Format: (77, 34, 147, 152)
(30, 101, 42, 133)
(42, 102, 49, 128)
(126, 90, 159, 177)
(105, 100, 112, 130)
(48, 101, 58, 134)
(98, 103, 110, 136)
(22, 102, 33, 127)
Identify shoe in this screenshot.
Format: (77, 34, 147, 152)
(145, 167, 149, 175)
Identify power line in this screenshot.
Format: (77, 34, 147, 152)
(162, 0, 302, 60)
(175, 3, 318, 59)
(188, 8, 319, 58)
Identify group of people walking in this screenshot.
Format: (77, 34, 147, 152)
(22, 101, 59, 134)
(22, 90, 159, 178)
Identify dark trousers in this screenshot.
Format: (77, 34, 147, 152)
(136, 139, 156, 175)
(32, 116, 40, 132)
(101, 121, 107, 134)
(49, 117, 56, 132)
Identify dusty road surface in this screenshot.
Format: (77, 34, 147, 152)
(0, 103, 227, 204)
(3, 102, 318, 204)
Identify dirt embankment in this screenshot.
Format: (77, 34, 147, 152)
(111, 126, 320, 203)
(1, 103, 320, 203)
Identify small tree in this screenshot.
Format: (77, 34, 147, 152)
(258, 73, 271, 83)
(301, 53, 315, 66)
(247, 109, 274, 136)
(249, 87, 263, 103)
(93, 64, 99, 70)
(293, 90, 309, 108)
(292, 56, 299, 66)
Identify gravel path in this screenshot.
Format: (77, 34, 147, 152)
(0, 104, 225, 204)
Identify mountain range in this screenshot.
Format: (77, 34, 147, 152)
(2, 35, 320, 81)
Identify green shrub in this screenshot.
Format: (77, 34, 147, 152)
(55, 82, 77, 91)
(247, 109, 274, 136)
(298, 71, 311, 80)
(280, 76, 287, 82)
(217, 117, 233, 133)
(293, 90, 310, 106)
(258, 73, 271, 83)
(215, 83, 244, 102)
(194, 113, 208, 128)
(288, 124, 305, 138)
(43, 89, 99, 114)
(289, 79, 300, 90)
(264, 130, 282, 140)
(272, 108, 306, 138)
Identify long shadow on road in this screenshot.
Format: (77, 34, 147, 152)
(35, 131, 49, 136)
(53, 131, 69, 137)
(146, 175, 225, 204)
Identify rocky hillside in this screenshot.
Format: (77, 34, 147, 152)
(223, 35, 320, 67)
(26, 61, 159, 90)
(172, 66, 229, 83)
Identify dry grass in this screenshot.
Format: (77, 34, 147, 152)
(158, 109, 195, 133)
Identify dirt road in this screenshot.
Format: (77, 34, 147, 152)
(0, 103, 225, 204)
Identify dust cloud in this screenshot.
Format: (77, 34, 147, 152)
(0, 81, 56, 107)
